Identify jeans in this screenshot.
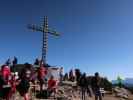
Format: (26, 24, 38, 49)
(81, 87, 86, 100)
(94, 89, 102, 100)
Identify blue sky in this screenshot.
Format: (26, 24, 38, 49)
(0, 0, 133, 80)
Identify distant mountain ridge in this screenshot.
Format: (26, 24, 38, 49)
(112, 78, 133, 87)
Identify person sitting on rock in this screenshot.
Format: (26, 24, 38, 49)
(63, 73, 68, 81)
(69, 69, 75, 82)
(34, 58, 39, 65)
(47, 75, 57, 96)
(5, 59, 11, 66)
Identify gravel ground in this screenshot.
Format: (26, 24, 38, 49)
(3, 82, 133, 100)
(13, 92, 133, 100)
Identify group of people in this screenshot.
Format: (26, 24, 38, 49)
(79, 72, 103, 100)
(5, 57, 18, 66)
(63, 69, 103, 100)
(0, 58, 104, 100)
(0, 63, 57, 100)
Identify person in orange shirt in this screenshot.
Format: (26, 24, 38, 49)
(47, 75, 57, 96)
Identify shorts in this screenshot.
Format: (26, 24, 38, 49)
(95, 90, 101, 96)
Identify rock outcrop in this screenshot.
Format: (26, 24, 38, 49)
(113, 87, 131, 99)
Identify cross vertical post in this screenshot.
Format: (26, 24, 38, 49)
(42, 16, 48, 64)
(28, 16, 60, 65)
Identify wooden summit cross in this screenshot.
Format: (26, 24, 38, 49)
(28, 16, 60, 64)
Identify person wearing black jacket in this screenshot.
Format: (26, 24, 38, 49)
(75, 69, 82, 85)
(86, 76, 92, 97)
(17, 63, 33, 100)
(0, 68, 11, 100)
(0, 71, 6, 99)
(79, 73, 88, 100)
(91, 72, 102, 100)
(13, 56, 18, 65)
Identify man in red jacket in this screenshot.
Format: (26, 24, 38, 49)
(48, 75, 57, 96)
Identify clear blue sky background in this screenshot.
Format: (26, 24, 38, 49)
(0, 0, 133, 80)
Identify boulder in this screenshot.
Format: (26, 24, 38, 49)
(114, 87, 130, 99)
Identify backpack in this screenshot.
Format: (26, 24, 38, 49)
(79, 77, 87, 87)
